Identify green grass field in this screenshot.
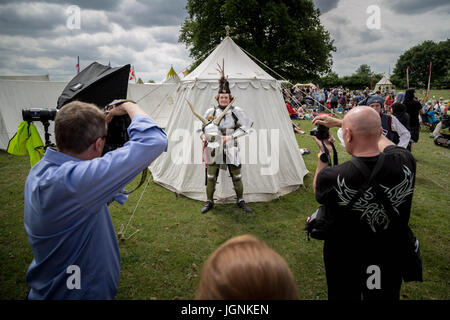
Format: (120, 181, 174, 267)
(415, 89, 450, 102)
(0, 111, 449, 300)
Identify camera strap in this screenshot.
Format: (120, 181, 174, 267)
(346, 153, 385, 209)
(321, 140, 338, 166)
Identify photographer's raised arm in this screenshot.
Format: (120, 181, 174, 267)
(74, 103, 168, 211)
(106, 101, 150, 122)
(312, 115, 342, 128)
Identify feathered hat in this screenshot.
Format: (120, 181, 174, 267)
(217, 59, 231, 94)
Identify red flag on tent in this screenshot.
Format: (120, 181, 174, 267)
(129, 65, 135, 80)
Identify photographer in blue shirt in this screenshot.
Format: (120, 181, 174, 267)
(24, 100, 167, 299)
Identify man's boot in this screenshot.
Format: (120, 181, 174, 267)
(237, 200, 252, 213)
(201, 200, 214, 214)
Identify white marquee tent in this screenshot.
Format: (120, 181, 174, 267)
(0, 77, 178, 150)
(150, 36, 309, 203)
(375, 74, 394, 93)
(127, 82, 178, 128)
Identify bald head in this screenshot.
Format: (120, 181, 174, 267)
(343, 106, 381, 138)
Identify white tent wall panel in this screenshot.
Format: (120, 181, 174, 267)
(127, 83, 178, 128)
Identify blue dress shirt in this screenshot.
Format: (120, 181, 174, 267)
(24, 115, 167, 299)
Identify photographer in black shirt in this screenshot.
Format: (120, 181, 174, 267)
(311, 107, 417, 300)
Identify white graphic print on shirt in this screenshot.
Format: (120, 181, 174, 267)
(334, 165, 415, 232)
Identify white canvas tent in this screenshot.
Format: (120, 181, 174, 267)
(0, 75, 50, 81)
(375, 74, 394, 93)
(127, 82, 178, 128)
(162, 66, 181, 83)
(150, 36, 309, 203)
(0, 79, 178, 150)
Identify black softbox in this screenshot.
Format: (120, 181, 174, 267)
(57, 62, 131, 154)
(57, 62, 130, 109)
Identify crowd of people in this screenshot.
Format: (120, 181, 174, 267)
(284, 84, 450, 151)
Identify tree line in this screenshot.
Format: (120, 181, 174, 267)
(178, 0, 449, 90)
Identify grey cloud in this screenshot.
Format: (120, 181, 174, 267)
(327, 15, 350, 26)
(358, 29, 383, 44)
(107, 0, 187, 28)
(152, 28, 181, 44)
(0, 2, 66, 36)
(313, 0, 340, 14)
(0, 2, 112, 37)
(383, 0, 450, 15)
(0, 0, 122, 11)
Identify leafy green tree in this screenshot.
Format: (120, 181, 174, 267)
(392, 39, 449, 89)
(179, 0, 336, 81)
(354, 64, 372, 77)
(318, 71, 339, 88)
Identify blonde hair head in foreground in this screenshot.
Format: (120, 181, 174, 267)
(196, 234, 299, 300)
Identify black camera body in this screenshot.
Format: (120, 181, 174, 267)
(305, 206, 334, 240)
(310, 124, 330, 140)
(103, 113, 131, 154)
(22, 108, 57, 122)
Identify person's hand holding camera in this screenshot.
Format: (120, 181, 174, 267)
(312, 114, 342, 128)
(312, 133, 335, 154)
(106, 100, 143, 123)
(106, 101, 128, 123)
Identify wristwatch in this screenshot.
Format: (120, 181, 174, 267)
(318, 152, 329, 163)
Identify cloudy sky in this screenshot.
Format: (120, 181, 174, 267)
(0, 0, 449, 82)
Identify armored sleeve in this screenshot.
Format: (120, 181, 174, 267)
(199, 107, 216, 139)
(231, 106, 253, 139)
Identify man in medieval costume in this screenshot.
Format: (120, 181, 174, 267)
(188, 63, 253, 214)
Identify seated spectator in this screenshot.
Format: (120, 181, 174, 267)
(431, 101, 450, 138)
(286, 100, 299, 120)
(297, 105, 306, 119)
(434, 97, 444, 115)
(196, 235, 299, 300)
(292, 122, 305, 134)
(420, 102, 433, 128)
(426, 106, 439, 129)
